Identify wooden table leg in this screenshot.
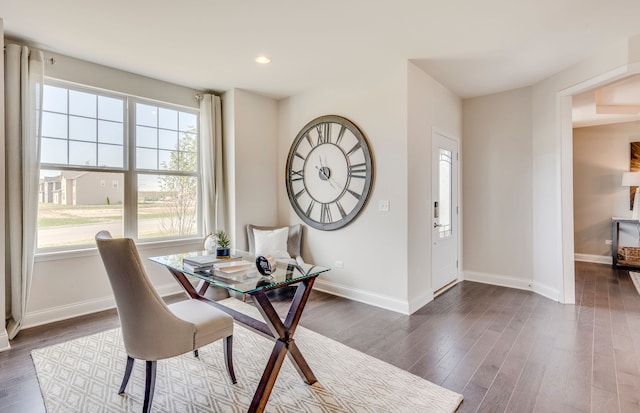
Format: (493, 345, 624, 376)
(247, 277, 318, 412)
(165, 267, 319, 413)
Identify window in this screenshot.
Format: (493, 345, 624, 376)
(38, 81, 201, 250)
(437, 148, 453, 238)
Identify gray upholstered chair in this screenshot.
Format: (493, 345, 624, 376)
(246, 224, 304, 300)
(246, 224, 304, 264)
(95, 231, 236, 413)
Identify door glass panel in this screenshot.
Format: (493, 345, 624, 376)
(438, 148, 452, 238)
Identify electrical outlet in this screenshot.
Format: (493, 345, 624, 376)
(335, 260, 344, 268)
(605, 240, 613, 245)
(379, 200, 390, 212)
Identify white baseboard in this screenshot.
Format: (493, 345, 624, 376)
(574, 253, 612, 265)
(314, 280, 413, 315)
(463, 270, 560, 302)
(22, 283, 186, 330)
(0, 329, 10, 352)
(408, 289, 434, 314)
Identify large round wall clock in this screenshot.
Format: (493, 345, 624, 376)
(286, 115, 374, 231)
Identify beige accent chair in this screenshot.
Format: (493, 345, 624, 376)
(95, 231, 236, 413)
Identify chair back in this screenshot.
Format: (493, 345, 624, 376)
(246, 224, 302, 257)
(95, 231, 194, 360)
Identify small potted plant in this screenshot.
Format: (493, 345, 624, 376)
(215, 230, 231, 258)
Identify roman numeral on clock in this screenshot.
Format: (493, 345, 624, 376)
(290, 169, 304, 182)
(348, 163, 367, 179)
(316, 123, 331, 145)
(320, 203, 332, 223)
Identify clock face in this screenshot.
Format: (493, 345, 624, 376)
(286, 115, 374, 230)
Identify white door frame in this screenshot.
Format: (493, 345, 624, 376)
(560, 61, 640, 304)
(431, 127, 462, 293)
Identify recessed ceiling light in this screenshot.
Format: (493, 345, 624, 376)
(255, 56, 271, 64)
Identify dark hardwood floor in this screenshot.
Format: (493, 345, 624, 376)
(1, 261, 640, 412)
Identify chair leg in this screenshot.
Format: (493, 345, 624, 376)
(193, 349, 199, 358)
(119, 356, 135, 394)
(224, 335, 237, 384)
(143, 360, 157, 413)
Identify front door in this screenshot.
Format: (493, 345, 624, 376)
(431, 130, 459, 294)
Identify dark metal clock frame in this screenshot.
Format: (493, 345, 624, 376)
(285, 115, 374, 230)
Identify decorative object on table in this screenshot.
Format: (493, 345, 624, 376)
(286, 115, 374, 231)
(213, 260, 252, 273)
(203, 233, 216, 250)
(214, 230, 231, 257)
(255, 254, 276, 276)
(182, 254, 241, 273)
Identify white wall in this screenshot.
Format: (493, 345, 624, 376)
(573, 121, 640, 258)
(222, 89, 279, 250)
(462, 87, 534, 291)
(406, 61, 462, 311)
(532, 35, 639, 303)
(277, 63, 410, 312)
(0, 19, 8, 351)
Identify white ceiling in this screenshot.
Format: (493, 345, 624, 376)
(2, 0, 640, 101)
(573, 74, 640, 128)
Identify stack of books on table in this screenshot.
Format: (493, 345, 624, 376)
(213, 260, 253, 273)
(183, 254, 241, 273)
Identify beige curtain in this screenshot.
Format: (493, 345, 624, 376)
(4, 44, 44, 339)
(199, 94, 226, 234)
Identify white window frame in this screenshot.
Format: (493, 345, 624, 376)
(37, 79, 203, 253)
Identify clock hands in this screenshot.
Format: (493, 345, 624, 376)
(315, 165, 337, 189)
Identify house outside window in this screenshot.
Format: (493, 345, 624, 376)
(37, 81, 201, 250)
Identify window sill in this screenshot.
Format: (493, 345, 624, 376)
(35, 237, 203, 263)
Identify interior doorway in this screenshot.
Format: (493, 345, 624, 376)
(561, 67, 640, 304)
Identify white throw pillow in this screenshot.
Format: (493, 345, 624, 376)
(253, 227, 291, 259)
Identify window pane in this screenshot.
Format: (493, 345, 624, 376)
(98, 120, 123, 144)
(69, 116, 96, 142)
(41, 85, 126, 170)
(38, 170, 124, 248)
(42, 112, 68, 139)
(137, 174, 198, 239)
(137, 126, 157, 148)
(158, 150, 174, 170)
(438, 148, 452, 238)
(179, 111, 197, 132)
(179, 151, 197, 172)
(70, 141, 96, 166)
(40, 138, 68, 164)
(69, 90, 96, 118)
(98, 96, 123, 122)
(98, 144, 124, 168)
(137, 147, 157, 169)
(159, 107, 178, 130)
(136, 103, 157, 127)
(43, 85, 67, 113)
(158, 129, 178, 150)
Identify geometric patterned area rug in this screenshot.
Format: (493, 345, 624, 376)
(630, 272, 640, 296)
(32, 298, 463, 413)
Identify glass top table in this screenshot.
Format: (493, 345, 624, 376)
(149, 249, 329, 294)
(148, 249, 330, 413)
